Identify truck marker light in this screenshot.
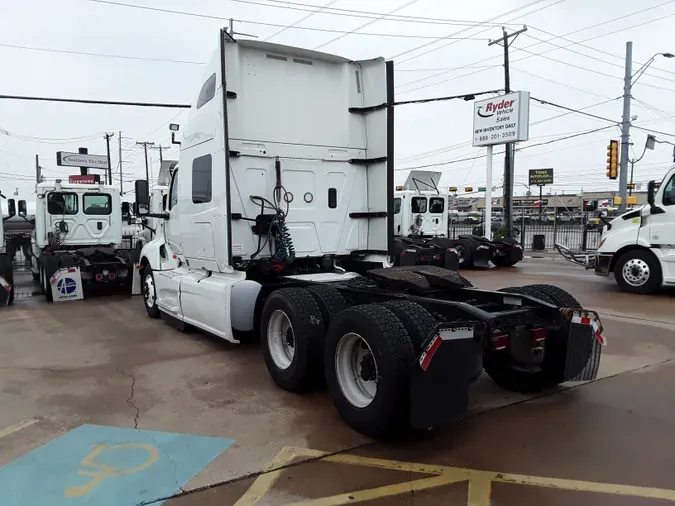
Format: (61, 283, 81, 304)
(419, 334, 442, 371)
(67, 268, 77, 273)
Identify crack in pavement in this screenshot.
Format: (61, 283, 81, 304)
(116, 367, 187, 498)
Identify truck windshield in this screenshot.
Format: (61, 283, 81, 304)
(47, 192, 78, 215)
(84, 194, 112, 215)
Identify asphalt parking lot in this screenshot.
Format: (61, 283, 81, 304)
(1, 259, 674, 505)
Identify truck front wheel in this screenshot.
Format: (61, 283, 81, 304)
(614, 249, 662, 294)
(142, 266, 160, 318)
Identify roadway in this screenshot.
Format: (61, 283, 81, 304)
(0, 259, 673, 505)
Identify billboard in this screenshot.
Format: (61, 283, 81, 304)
(57, 151, 109, 170)
(528, 168, 554, 186)
(472, 91, 530, 147)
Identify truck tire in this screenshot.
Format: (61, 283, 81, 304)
(0, 255, 14, 305)
(141, 265, 160, 319)
(486, 284, 590, 392)
(261, 288, 326, 393)
(381, 300, 436, 352)
(324, 304, 415, 438)
(613, 249, 662, 294)
(455, 238, 475, 269)
(41, 255, 60, 302)
(306, 284, 348, 326)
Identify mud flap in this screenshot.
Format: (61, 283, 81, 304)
(131, 264, 143, 295)
(562, 310, 605, 382)
(0, 276, 11, 307)
(472, 244, 491, 268)
(49, 267, 84, 302)
(409, 323, 478, 429)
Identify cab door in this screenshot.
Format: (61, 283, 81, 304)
(647, 171, 675, 282)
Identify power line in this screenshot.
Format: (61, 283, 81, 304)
(313, 0, 422, 50)
(510, 66, 615, 100)
(391, 0, 559, 62)
(632, 125, 675, 138)
(0, 94, 190, 108)
(263, 0, 338, 41)
(85, 0, 492, 41)
(232, 0, 522, 27)
(396, 1, 675, 95)
(530, 97, 617, 123)
(0, 43, 206, 65)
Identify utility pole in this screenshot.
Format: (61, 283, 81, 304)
(618, 41, 633, 213)
(118, 131, 123, 196)
(104, 132, 114, 185)
(150, 144, 170, 165)
(489, 25, 527, 238)
(136, 141, 154, 185)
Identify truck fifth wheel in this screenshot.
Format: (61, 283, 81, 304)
(135, 31, 606, 438)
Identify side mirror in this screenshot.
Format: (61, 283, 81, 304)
(7, 198, 16, 218)
(135, 179, 150, 215)
(647, 180, 666, 215)
(18, 200, 27, 216)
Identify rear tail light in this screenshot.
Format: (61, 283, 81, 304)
(531, 327, 547, 342)
(109, 273, 116, 280)
(490, 333, 509, 350)
(95, 273, 104, 281)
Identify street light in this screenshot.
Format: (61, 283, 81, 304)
(619, 46, 674, 211)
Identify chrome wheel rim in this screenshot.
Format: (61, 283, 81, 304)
(144, 273, 156, 308)
(622, 258, 650, 287)
(267, 310, 295, 370)
(335, 332, 378, 408)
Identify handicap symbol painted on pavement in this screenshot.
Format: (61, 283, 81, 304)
(0, 424, 235, 506)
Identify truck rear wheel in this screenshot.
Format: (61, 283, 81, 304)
(455, 238, 475, 269)
(324, 304, 415, 438)
(486, 285, 590, 392)
(261, 288, 326, 393)
(142, 265, 160, 318)
(0, 255, 13, 305)
(306, 284, 348, 326)
(614, 249, 662, 294)
(381, 300, 436, 352)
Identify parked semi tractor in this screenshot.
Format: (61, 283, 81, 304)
(393, 170, 523, 269)
(3, 201, 33, 261)
(30, 176, 135, 300)
(557, 167, 675, 294)
(135, 32, 604, 438)
(0, 193, 16, 306)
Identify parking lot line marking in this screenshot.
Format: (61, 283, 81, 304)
(285, 474, 465, 506)
(495, 472, 675, 501)
(236, 446, 675, 505)
(0, 417, 38, 440)
(467, 472, 492, 506)
(233, 446, 298, 506)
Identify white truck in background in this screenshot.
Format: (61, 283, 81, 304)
(134, 31, 604, 438)
(30, 176, 135, 300)
(557, 166, 675, 294)
(0, 193, 17, 306)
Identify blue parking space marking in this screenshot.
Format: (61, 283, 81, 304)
(0, 424, 235, 506)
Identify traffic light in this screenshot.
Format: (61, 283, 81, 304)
(465, 187, 473, 192)
(606, 140, 619, 179)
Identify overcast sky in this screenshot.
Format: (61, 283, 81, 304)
(2, 0, 675, 204)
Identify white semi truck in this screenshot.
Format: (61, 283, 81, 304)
(134, 31, 604, 438)
(0, 193, 16, 306)
(557, 167, 675, 294)
(30, 176, 135, 300)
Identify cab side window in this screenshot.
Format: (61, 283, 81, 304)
(197, 73, 216, 109)
(429, 197, 445, 213)
(663, 175, 675, 206)
(169, 169, 179, 209)
(393, 198, 401, 215)
(192, 156, 212, 204)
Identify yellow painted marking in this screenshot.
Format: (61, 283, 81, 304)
(286, 474, 465, 506)
(467, 472, 492, 506)
(233, 446, 298, 506)
(0, 417, 39, 439)
(65, 443, 159, 497)
(235, 446, 675, 504)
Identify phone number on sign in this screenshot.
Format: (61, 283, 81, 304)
(475, 131, 516, 143)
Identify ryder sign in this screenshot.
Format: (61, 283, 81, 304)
(473, 91, 530, 147)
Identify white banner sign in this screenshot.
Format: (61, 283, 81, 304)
(57, 151, 109, 169)
(472, 91, 530, 147)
